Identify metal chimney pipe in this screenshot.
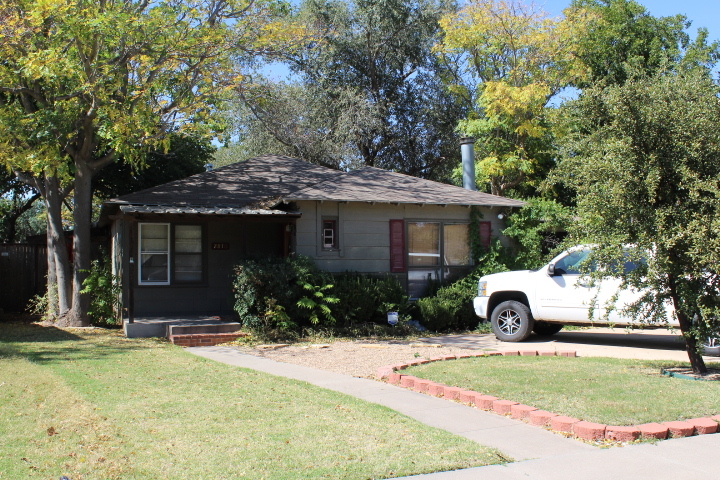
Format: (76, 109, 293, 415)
(460, 137, 476, 191)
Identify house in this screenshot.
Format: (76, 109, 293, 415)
(99, 154, 524, 323)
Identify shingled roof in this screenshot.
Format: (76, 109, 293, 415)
(105, 154, 524, 212)
(107, 154, 344, 209)
(286, 166, 524, 207)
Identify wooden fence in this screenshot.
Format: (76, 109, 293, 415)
(0, 244, 47, 313)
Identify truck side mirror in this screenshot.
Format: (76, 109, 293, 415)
(547, 264, 556, 276)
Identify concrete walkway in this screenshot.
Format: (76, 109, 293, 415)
(189, 342, 720, 479)
(421, 327, 716, 362)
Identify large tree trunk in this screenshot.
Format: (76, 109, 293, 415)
(45, 217, 59, 319)
(669, 275, 707, 374)
(43, 174, 72, 318)
(64, 161, 93, 327)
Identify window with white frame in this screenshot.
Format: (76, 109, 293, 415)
(322, 219, 337, 249)
(139, 223, 203, 285)
(139, 223, 170, 285)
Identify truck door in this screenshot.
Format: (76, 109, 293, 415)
(535, 249, 599, 322)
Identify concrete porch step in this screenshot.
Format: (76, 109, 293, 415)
(124, 315, 244, 339)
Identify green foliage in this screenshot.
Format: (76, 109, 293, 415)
(233, 256, 413, 335)
(417, 269, 483, 332)
(232, 255, 322, 331)
(296, 282, 340, 325)
(502, 198, 574, 269)
(330, 273, 411, 326)
(80, 257, 122, 326)
(231, 0, 466, 179)
(437, 0, 588, 196)
(0, 0, 295, 324)
(568, 0, 720, 88)
(93, 134, 215, 201)
(556, 68, 720, 372)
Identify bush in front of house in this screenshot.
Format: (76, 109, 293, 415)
(330, 273, 410, 327)
(416, 271, 482, 332)
(232, 256, 412, 335)
(232, 255, 325, 332)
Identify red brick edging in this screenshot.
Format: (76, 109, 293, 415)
(377, 350, 720, 443)
(170, 332, 248, 347)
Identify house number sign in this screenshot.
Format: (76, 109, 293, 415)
(211, 243, 230, 250)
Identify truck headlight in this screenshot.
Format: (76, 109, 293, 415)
(478, 281, 487, 297)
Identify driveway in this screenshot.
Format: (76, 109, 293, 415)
(419, 327, 716, 362)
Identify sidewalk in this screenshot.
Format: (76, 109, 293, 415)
(188, 345, 720, 479)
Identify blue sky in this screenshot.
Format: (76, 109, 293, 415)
(540, 0, 720, 42)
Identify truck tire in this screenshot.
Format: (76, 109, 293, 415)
(533, 321, 564, 336)
(491, 300, 534, 342)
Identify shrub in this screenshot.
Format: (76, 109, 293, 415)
(233, 255, 334, 331)
(330, 273, 410, 327)
(416, 271, 481, 332)
(80, 256, 122, 326)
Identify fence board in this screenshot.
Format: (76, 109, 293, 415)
(0, 244, 47, 313)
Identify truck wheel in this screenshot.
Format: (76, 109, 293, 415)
(533, 321, 563, 336)
(491, 301, 534, 342)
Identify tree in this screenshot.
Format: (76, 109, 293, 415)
(0, 168, 42, 243)
(93, 135, 215, 200)
(0, 0, 294, 326)
(567, 0, 720, 88)
(435, 0, 589, 196)
(555, 69, 720, 374)
(232, 0, 467, 180)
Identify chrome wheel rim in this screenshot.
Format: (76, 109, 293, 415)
(497, 309, 522, 336)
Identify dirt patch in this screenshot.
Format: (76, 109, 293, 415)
(661, 367, 720, 381)
(230, 339, 491, 378)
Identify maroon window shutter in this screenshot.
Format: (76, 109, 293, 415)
(389, 219, 405, 273)
(479, 221, 492, 249)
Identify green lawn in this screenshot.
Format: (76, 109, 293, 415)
(407, 356, 720, 426)
(0, 323, 504, 480)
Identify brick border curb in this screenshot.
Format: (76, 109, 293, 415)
(376, 350, 720, 444)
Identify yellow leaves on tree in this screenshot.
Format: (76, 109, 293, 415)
(436, 0, 592, 196)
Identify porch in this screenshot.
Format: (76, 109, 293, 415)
(124, 315, 247, 345)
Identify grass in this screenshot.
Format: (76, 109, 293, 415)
(407, 356, 720, 426)
(0, 323, 504, 480)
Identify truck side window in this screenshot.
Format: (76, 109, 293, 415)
(554, 250, 593, 275)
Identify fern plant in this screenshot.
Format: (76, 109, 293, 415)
(296, 282, 339, 326)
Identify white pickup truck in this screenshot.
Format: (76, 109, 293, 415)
(473, 246, 679, 342)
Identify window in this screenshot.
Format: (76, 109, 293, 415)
(139, 223, 169, 285)
(405, 221, 472, 298)
(553, 249, 593, 275)
(139, 223, 203, 285)
(322, 219, 337, 249)
(174, 225, 202, 282)
(408, 222, 439, 266)
(444, 224, 471, 265)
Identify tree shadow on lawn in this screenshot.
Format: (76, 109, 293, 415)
(0, 322, 153, 365)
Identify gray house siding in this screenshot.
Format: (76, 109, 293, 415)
(295, 200, 506, 273)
